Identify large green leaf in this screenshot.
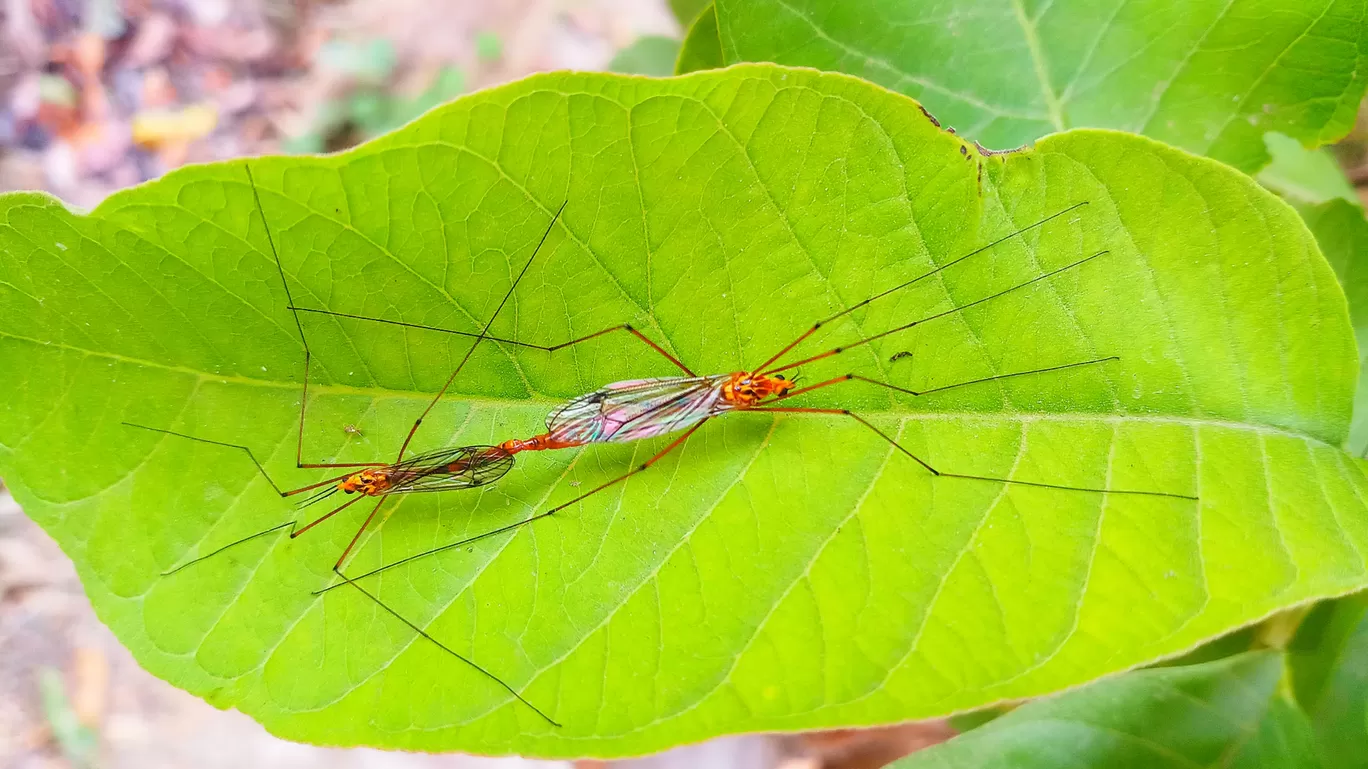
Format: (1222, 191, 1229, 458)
(1, 66, 1366, 757)
(704, 0, 1368, 172)
(890, 652, 1320, 768)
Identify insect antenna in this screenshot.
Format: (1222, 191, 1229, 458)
(771, 357, 1122, 404)
(761, 249, 1109, 376)
(294, 483, 340, 510)
(122, 419, 385, 573)
(750, 202, 1087, 375)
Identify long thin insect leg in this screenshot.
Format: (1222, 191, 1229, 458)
(327, 569, 560, 727)
(318, 205, 567, 588)
(161, 494, 368, 576)
(162, 522, 295, 576)
(121, 422, 382, 497)
(245, 163, 343, 471)
(749, 202, 1088, 375)
(392, 201, 568, 463)
(328, 497, 385, 568)
(762, 249, 1110, 377)
(289, 310, 696, 377)
(768, 357, 1121, 405)
(314, 419, 711, 594)
(746, 407, 1196, 500)
(544, 324, 694, 375)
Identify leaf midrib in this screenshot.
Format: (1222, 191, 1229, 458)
(750, 0, 1063, 127)
(1007, 0, 1067, 130)
(2, 328, 1351, 445)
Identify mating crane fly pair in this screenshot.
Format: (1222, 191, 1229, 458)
(125, 165, 1196, 728)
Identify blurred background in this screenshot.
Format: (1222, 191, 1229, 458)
(0, 0, 683, 206)
(0, 1, 953, 767)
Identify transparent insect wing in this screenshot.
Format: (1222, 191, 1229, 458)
(466, 446, 515, 485)
(388, 445, 516, 494)
(547, 376, 729, 444)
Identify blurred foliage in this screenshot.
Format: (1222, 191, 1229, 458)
(284, 38, 467, 154)
(38, 667, 98, 769)
(689, 0, 1368, 173)
(669, 0, 712, 26)
(475, 31, 504, 63)
(893, 652, 1321, 769)
(676, 4, 723, 75)
(1259, 132, 1360, 207)
(609, 36, 682, 76)
(1288, 594, 1368, 768)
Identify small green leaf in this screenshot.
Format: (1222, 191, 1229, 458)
(1290, 593, 1368, 767)
(1299, 200, 1368, 455)
(1260, 133, 1360, 207)
(38, 667, 98, 769)
(609, 36, 682, 77)
(710, 0, 1368, 171)
(670, 0, 712, 26)
(1, 66, 1366, 757)
(1159, 623, 1261, 667)
(676, 3, 723, 75)
(893, 652, 1319, 769)
(316, 38, 398, 82)
(946, 705, 1006, 734)
(475, 31, 503, 62)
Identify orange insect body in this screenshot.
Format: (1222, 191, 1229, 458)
(338, 468, 393, 495)
(719, 371, 796, 405)
(497, 434, 582, 454)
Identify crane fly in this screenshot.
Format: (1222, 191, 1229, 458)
(299, 201, 1198, 595)
(122, 164, 563, 726)
(118, 431, 517, 571)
